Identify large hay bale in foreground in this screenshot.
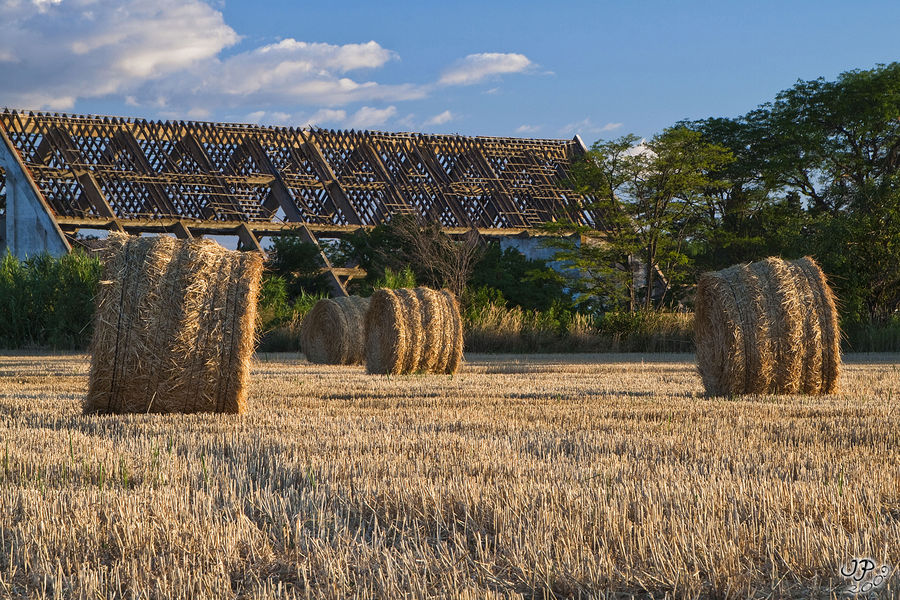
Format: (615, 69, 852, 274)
(694, 256, 840, 396)
(365, 287, 463, 375)
(300, 296, 370, 364)
(84, 234, 263, 414)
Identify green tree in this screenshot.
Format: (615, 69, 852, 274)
(564, 128, 732, 310)
(759, 63, 900, 322)
(265, 235, 330, 297)
(469, 244, 569, 311)
(683, 116, 810, 272)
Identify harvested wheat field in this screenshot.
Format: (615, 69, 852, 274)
(0, 352, 898, 599)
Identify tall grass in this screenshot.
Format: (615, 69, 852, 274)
(0, 251, 101, 349)
(255, 275, 327, 352)
(372, 265, 416, 289)
(464, 301, 695, 353)
(844, 315, 900, 352)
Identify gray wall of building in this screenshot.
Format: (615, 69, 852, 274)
(0, 141, 69, 258)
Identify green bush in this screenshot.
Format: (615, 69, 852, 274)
(844, 316, 900, 352)
(255, 274, 327, 352)
(469, 244, 570, 311)
(0, 251, 102, 349)
(372, 266, 416, 289)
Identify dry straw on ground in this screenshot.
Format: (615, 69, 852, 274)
(84, 233, 263, 414)
(695, 255, 840, 396)
(365, 287, 463, 374)
(1, 352, 899, 598)
(300, 296, 370, 365)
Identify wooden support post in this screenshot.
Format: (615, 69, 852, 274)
(171, 220, 193, 239)
(236, 222, 265, 255)
(296, 224, 348, 297)
(297, 131, 363, 225)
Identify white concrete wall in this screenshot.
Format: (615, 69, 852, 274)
(0, 143, 69, 258)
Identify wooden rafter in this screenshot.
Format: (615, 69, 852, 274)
(1, 109, 599, 295)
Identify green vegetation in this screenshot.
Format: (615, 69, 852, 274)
(0, 250, 101, 349)
(4, 63, 900, 351)
(562, 62, 900, 344)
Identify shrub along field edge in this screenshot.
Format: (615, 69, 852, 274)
(2, 251, 898, 353)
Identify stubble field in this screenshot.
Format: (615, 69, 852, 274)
(0, 352, 898, 599)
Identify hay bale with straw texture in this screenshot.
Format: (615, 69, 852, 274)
(414, 288, 443, 373)
(439, 289, 464, 374)
(694, 256, 840, 396)
(365, 286, 464, 375)
(365, 288, 408, 375)
(300, 296, 370, 365)
(84, 233, 263, 414)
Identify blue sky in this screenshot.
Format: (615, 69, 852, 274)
(1, 0, 898, 143)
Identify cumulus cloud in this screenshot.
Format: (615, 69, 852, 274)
(439, 53, 532, 86)
(0, 0, 423, 113)
(559, 118, 623, 136)
(156, 39, 424, 110)
(346, 105, 397, 129)
(0, 1, 542, 132)
(515, 124, 541, 134)
(303, 108, 348, 127)
(0, 0, 238, 109)
(424, 110, 454, 126)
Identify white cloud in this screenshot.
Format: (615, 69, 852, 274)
(0, 0, 425, 113)
(439, 52, 532, 86)
(424, 110, 454, 126)
(346, 105, 397, 129)
(515, 124, 541, 134)
(0, 0, 238, 110)
(395, 113, 417, 130)
(560, 118, 623, 136)
(141, 39, 425, 111)
(302, 108, 347, 127)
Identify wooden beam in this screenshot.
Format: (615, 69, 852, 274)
(42, 127, 121, 223)
(294, 223, 348, 297)
(236, 222, 265, 254)
(297, 130, 363, 225)
(244, 137, 305, 222)
(52, 216, 559, 240)
(110, 130, 179, 216)
(170, 220, 193, 239)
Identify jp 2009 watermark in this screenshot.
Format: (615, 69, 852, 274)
(840, 558, 891, 596)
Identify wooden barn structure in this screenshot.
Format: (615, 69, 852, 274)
(0, 110, 601, 294)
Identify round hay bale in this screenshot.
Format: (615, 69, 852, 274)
(365, 289, 408, 374)
(395, 289, 424, 373)
(795, 257, 841, 393)
(414, 287, 443, 373)
(364, 286, 463, 375)
(694, 256, 840, 396)
(439, 289, 464, 374)
(85, 234, 263, 415)
(300, 296, 371, 365)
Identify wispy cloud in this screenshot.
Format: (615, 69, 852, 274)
(346, 105, 397, 129)
(515, 124, 542, 134)
(559, 118, 623, 136)
(0, 0, 238, 110)
(439, 52, 532, 86)
(0, 0, 423, 112)
(424, 110, 454, 126)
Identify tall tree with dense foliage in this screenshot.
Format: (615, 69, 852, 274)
(563, 128, 732, 310)
(759, 63, 900, 323)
